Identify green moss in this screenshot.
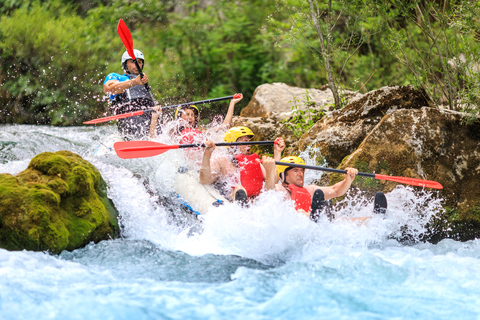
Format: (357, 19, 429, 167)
(0, 151, 119, 254)
(375, 160, 391, 175)
(423, 206, 480, 243)
(28, 152, 70, 178)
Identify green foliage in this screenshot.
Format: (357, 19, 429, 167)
(144, 0, 287, 116)
(1, 0, 479, 125)
(0, 0, 114, 125)
(270, 0, 381, 108)
(370, 0, 480, 115)
(281, 90, 324, 138)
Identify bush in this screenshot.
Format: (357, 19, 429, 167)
(0, 0, 113, 125)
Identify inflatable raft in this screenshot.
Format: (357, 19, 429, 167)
(175, 167, 229, 216)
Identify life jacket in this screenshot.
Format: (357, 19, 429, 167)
(287, 184, 312, 212)
(180, 128, 204, 145)
(110, 73, 154, 112)
(235, 153, 264, 197)
(108, 74, 157, 140)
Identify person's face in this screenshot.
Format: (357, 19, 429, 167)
(180, 108, 196, 127)
(284, 167, 305, 188)
(125, 59, 144, 74)
(236, 135, 251, 155)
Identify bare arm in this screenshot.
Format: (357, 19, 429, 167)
(273, 137, 285, 162)
(199, 141, 218, 185)
(205, 94, 243, 134)
(221, 93, 243, 127)
(103, 73, 149, 96)
(306, 167, 358, 201)
(262, 156, 277, 191)
(149, 105, 162, 138)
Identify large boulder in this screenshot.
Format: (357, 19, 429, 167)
(0, 151, 119, 253)
(338, 107, 480, 242)
(297, 86, 434, 167)
(240, 82, 362, 120)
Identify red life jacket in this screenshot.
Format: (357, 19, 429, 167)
(235, 153, 264, 197)
(180, 128, 204, 145)
(288, 184, 312, 212)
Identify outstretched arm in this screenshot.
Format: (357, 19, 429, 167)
(221, 93, 243, 127)
(307, 167, 358, 201)
(205, 94, 243, 134)
(273, 137, 285, 162)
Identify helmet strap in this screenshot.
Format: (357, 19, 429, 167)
(123, 62, 130, 74)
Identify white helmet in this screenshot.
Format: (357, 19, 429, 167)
(121, 49, 145, 67)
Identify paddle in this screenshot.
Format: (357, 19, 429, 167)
(117, 19, 153, 97)
(114, 140, 275, 159)
(275, 161, 443, 189)
(83, 94, 242, 124)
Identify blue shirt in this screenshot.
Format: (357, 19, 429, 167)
(104, 73, 130, 101)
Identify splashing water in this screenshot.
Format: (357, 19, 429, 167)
(1, 124, 479, 320)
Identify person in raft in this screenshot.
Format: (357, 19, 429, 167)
(199, 126, 286, 205)
(174, 93, 243, 143)
(103, 49, 162, 140)
(174, 94, 243, 165)
(275, 156, 387, 222)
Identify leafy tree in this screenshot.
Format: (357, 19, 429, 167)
(0, 0, 114, 125)
(271, 0, 378, 108)
(370, 0, 480, 115)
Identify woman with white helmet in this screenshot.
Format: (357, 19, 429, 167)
(103, 49, 162, 140)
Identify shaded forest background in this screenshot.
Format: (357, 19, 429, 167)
(1, 0, 479, 126)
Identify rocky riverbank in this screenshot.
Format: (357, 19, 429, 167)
(234, 84, 480, 242)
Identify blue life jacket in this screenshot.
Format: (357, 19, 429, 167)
(103, 73, 158, 139)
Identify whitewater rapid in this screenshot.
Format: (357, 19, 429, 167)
(1, 124, 479, 320)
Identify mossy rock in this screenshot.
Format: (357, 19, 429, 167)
(0, 151, 119, 254)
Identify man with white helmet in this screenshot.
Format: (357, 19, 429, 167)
(276, 156, 387, 222)
(199, 126, 285, 205)
(103, 49, 162, 140)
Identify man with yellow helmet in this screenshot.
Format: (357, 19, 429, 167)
(276, 156, 387, 222)
(199, 126, 285, 204)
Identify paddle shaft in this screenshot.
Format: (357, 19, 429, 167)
(133, 59, 154, 99)
(275, 162, 443, 189)
(179, 141, 274, 149)
(119, 141, 275, 152)
(275, 162, 374, 178)
(143, 95, 237, 114)
(84, 95, 238, 124)
(117, 19, 155, 101)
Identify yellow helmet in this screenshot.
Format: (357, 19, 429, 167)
(277, 156, 306, 179)
(223, 126, 254, 143)
(174, 105, 200, 126)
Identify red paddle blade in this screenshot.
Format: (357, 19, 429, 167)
(375, 174, 443, 189)
(117, 19, 135, 60)
(83, 110, 145, 124)
(114, 141, 179, 159)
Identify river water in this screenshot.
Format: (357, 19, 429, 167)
(1, 124, 479, 319)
